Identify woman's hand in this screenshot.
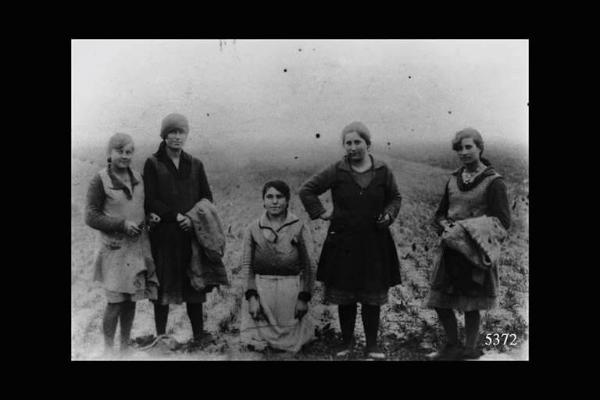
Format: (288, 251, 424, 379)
(294, 300, 308, 320)
(176, 213, 193, 232)
(319, 208, 333, 221)
(248, 296, 261, 320)
(439, 219, 456, 233)
(148, 213, 161, 226)
(123, 220, 142, 237)
(376, 213, 392, 229)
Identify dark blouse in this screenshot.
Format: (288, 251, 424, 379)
(143, 148, 213, 221)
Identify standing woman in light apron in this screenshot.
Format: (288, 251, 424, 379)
(85, 132, 159, 358)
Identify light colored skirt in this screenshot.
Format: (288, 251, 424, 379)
(240, 274, 315, 353)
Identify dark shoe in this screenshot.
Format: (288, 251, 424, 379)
(461, 347, 484, 360)
(334, 339, 355, 357)
(265, 346, 287, 354)
(189, 332, 216, 350)
(131, 334, 157, 348)
(365, 344, 386, 360)
(427, 343, 464, 361)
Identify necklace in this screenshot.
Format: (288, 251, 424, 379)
(462, 165, 484, 184)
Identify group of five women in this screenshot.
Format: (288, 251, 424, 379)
(85, 113, 511, 361)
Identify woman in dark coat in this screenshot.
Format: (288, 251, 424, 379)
(143, 113, 215, 347)
(299, 121, 402, 359)
(425, 128, 511, 360)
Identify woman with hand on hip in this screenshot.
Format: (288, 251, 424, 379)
(425, 128, 511, 361)
(299, 121, 402, 360)
(85, 132, 159, 358)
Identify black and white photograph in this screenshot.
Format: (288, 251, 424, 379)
(71, 39, 529, 361)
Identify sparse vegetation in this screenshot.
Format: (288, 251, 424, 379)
(71, 141, 528, 361)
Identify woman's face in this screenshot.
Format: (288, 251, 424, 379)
(263, 187, 288, 218)
(109, 143, 134, 170)
(165, 129, 188, 151)
(343, 131, 369, 162)
(455, 137, 482, 166)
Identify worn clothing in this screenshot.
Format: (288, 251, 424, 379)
(85, 167, 158, 301)
(350, 168, 376, 189)
(432, 167, 510, 233)
(299, 155, 402, 302)
(185, 199, 230, 292)
(143, 145, 214, 305)
(324, 286, 388, 306)
(241, 211, 314, 294)
(426, 166, 510, 311)
(300, 155, 402, 221)
(442, 216, 508, 274)
(105, 289, 148, 304)
(240, 274, 315, 353)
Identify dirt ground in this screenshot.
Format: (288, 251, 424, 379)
(71, 151, 529, 361)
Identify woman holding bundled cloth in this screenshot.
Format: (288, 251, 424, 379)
(144, 113, 228, 349)
(85, 133, 159, 358)
(240, 180, 316, 353)
(425, 128, 511, 361)
(299, 121, 402, 360)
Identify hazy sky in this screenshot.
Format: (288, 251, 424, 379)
(71, 39, 528, 152)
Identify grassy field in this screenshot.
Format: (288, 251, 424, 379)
(71, 143, 529, 361)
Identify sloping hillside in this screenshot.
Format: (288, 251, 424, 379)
(71, 150, 529, 360)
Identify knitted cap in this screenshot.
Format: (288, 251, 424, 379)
(160, 113, 189, 139)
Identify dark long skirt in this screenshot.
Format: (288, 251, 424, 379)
(150, 222, 206, 305)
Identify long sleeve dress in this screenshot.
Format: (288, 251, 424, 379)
(239, 211, 316, 353)
(85, 166, 158, 303)
(299, 155, 402, 305)
(425, 164, 511, 311)
(143, 145, 213, 305)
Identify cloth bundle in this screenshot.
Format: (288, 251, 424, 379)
(185, 199, 230, 291)
(441, 215, 507, 285)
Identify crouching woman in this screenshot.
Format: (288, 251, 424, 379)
(240, 180, 315, 353)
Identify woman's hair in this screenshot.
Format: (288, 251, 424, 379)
(451, 127, 491, 166)
(341, 121, 371, 146)
(106, 132, 134, 163)
(451, 128, 483, 152)
(262, 180, 291, 202)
